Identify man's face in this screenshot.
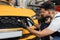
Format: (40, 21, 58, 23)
(40, 8, 50, 18)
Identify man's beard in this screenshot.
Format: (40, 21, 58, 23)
(39, 16, 50, 23)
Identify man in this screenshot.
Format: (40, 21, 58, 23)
(26, 2, 60, 40)
(0, 0, 10, 5)
(0, 0, 14, 6)
(8, 0, 14, 6)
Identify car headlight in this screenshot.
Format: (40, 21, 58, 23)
(32, 15, 37, 19)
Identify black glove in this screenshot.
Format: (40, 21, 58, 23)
(20, 20, 28, 28)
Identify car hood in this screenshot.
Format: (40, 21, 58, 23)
(0, 5, 36, 17)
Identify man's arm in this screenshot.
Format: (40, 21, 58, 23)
(27, 17, 60, 37)
(27, 27, 54, 37)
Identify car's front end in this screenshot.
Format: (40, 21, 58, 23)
(0, 1, 39, 40)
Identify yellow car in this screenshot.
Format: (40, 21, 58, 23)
(0, 1, 39, 40)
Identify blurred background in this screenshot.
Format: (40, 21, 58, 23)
(1, 0, 60, 17)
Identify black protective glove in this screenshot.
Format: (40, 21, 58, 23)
(20, 20, 29, 28)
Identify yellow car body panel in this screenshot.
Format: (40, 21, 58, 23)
(0, 5, 35, 17)
(0, 3, 38, 40)
(20, 35, 36, 40)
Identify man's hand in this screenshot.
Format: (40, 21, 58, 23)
(26, 27, 54, 37)
(34, 24, 40, 29)
(18, 20, 28, 28)
(27, 27, 31, 30)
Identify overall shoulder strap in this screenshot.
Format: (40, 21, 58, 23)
(55, 16, 60, 18)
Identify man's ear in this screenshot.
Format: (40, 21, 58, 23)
(48, 10, 54, 19)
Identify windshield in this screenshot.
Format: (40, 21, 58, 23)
(0, 16, 34, 29)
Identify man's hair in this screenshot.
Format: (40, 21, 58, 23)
(40, 2, 55, 10)
(6, 0, 9, 1)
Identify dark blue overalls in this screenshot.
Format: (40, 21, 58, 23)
(38, 17, 50, 40)
(41, 22, 50, 40)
